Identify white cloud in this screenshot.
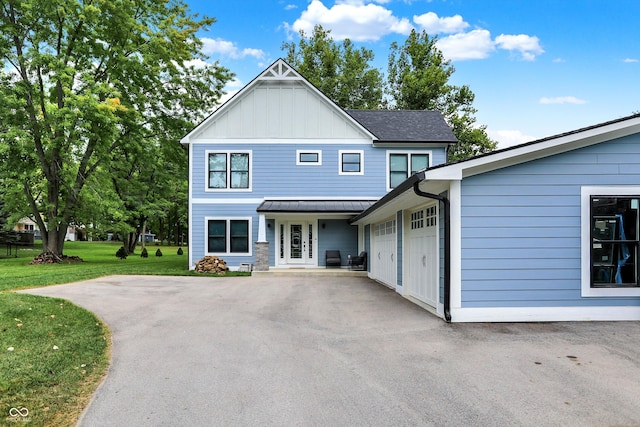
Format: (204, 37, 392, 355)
(413, 12, 469, 34)
(436, 29, 494, 60)
(495, 34, 544, 61)
(553, 58, 566, 63)
(285, 4, 297, 10)
(539, 96, 587, 105)
(201, 37, 265, 60)
(488, 129, 537, 148)
(623, 58, 639, 63)
(289, 0, 413, 41)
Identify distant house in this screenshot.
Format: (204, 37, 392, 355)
(181, 59, 456, 272)
(14, 218, 84, 242)
(352, 113, 640, 322)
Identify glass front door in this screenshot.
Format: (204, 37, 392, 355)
(282, 221, 316, 266)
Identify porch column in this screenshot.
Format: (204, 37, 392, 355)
(258, 214, 267, 242)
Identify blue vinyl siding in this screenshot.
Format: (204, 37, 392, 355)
(460, 133, 640, 308)
(191, 203, 258, 268)
(317, 219, 358, 266)
(191, 143, 447, 199)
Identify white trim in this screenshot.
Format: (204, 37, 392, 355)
(296, 150, 322, 166)
(581, 186, 640, 297)
(204, 150, 253, 193)
(422, 115, 640, 182)
(451, 306, 640, 323)
(386, 150, 432, 192)
(187, 143, 194, 270)
(186, 138, 373, 145)
(192, 198, 264, 204)
(262, 196, 379, 201)
(339, 150, 365, 176)
(204, 216, 253, 257)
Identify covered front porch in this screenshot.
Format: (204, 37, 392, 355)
(255, 199, 376, 271)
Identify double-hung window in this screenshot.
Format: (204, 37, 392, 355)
(207, 151, 251, 190)
(582, 187, 640, 296)
(388, 152, 430, 189)
(339, 150, 364, 175)
(207, 218, 251, 255)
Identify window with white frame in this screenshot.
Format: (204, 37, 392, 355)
(388, 152, 430, 189)
(339, 150, 364, 175)
(582, 187, 640, 296)
(296, 150, 322, 165)
(207, 218, 251, 255)
(207, 151, 251, 190)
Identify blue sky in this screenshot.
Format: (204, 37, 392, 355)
(185, 0, 640, 148)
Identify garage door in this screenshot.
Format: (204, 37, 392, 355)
(371, 218, 396, 287)
(407, 205, 439, 308)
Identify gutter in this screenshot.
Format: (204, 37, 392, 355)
(413, 179, 452, 323)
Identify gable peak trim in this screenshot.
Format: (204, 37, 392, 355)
(259, 59, 303, 81)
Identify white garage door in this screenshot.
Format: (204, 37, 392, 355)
(371, 218, 397, 287)
(407, 205, 439, 308)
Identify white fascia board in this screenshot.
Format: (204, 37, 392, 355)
(436, 116, 640, 179)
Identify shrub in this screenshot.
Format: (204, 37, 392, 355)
(177, 247, 183, 255)
(140, 248, 148, 258)
(115, 246, 128, 260)
(155, 248, 163, 257)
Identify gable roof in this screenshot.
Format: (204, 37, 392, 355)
(346, 110, 457, 144)
(180, 58, 376, 144)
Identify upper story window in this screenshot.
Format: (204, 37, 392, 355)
(582, 187, 640, 297)
(339, 150, 364, 175)
(388, 152, 430, 189)
(296, 150, 322, 166)
(207, 151, 251, 191)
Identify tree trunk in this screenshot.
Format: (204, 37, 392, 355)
(140, 219, 147, 251)
(43, 223, 67, 255)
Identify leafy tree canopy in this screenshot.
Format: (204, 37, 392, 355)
(283, 25, 383, 109)
(0, 0, 232, 256)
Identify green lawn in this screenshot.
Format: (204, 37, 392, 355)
(0, 241, 246, 425)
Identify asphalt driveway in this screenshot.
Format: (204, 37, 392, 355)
(24, 275, 640, 426)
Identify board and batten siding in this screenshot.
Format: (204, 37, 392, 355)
(191, 81, 368, 140)
(459, 133, 640, 308)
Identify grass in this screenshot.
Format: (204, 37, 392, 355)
(0, 240, 248, 425)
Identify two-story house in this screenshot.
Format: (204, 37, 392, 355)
(181, 59, 457, 272)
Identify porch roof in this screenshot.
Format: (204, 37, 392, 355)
(257, 199, 377, 214)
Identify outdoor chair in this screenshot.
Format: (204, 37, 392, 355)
(348, 251, 367, 271)
(325, 250, 341, 268)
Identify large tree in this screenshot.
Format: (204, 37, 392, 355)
(387, 29, 497, 161)
(283, 25, 383, 109)
(0, 0, 232, 256)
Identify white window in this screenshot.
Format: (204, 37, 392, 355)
(581, 187, 640, 297)
(388, 151, 430, 190)
(296, 150, 322, 166)
(206, 151, 252, 191)
(206, 217, 252, 256)
(339, 150, 364, 175)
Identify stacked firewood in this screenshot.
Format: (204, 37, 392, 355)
(194, 256, 228, 274)
(29, 252, 83, 264)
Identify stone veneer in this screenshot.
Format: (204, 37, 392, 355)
(254, 241, 269, 271)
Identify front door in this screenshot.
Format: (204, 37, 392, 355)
(282, 221, 316, 266)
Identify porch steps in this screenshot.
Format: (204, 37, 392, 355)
(252, 268, 368, 277)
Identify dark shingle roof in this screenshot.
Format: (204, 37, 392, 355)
(346, 110, 457, 144)
(257, 200, 377, 213)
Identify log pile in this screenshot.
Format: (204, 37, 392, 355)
(30, 252, 84, 264)
(194, 256, 228, 274)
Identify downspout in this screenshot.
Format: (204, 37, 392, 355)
(413, 181, 452, 322)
